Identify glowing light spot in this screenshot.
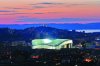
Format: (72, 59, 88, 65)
(32, 56, 39, 59)
(84, 58, 93, 62)
(43, 39, 52, 43)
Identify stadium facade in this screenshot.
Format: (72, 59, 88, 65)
(32, 39, 73, 49)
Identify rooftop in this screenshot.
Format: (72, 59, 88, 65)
(32, 39, 71, 46)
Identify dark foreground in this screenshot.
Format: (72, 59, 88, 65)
(0, 47, 100, 66)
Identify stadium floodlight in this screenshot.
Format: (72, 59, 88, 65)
(43, 39, 52, 44)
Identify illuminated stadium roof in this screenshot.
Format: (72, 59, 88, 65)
(32, 39, 70, 46)
(32, 39, 73, 49)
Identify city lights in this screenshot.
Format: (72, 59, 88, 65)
(84, 58, 93, 63)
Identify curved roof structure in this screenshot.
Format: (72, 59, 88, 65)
(32, 39, 73, 49)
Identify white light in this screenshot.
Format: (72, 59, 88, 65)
(74, 65, 78, 66)
(43, 39, 52, 43)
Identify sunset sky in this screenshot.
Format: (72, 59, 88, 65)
(0, 0, 100, 24)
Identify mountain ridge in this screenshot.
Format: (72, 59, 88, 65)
(0, 23, 100, 30)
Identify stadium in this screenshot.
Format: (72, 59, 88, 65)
(32, 39, 73, 49)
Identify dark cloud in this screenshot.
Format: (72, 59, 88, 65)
(29, 2, 63, 9)
(47, 12, 61, 13)
(12, 7, 33, 10)
(71, 4, 87, 6)
(0, 14, 14, 15)
(4, 7, 24, 9)
(4, 7, 33, 10)
(30, 2, 63, 5)
(14, 8, 25, 9)
(0, 10, 15, 15)
(33, 6, 46, 8)
(33, 12, 60, 14)
(33, 12, 44, 14)
(65, 4, 88, 7)
(0, 10, 11, 12)
(39, 2, 63, 5)
(12, 8, 27, 9)
(13, 13, 30, 14)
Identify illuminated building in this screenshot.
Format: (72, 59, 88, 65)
(32, 39, 73, 49)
